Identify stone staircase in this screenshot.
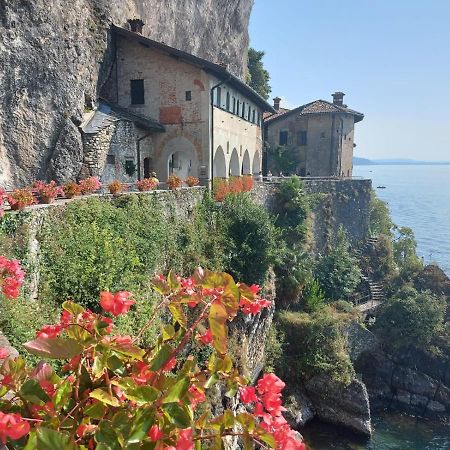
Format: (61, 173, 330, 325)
(354, 236, 385, 312)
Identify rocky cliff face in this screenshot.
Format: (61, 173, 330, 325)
(0, 0, 252, 188)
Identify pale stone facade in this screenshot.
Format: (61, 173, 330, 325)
(94, 24, 273, 184)
(264, 93, 363, 177)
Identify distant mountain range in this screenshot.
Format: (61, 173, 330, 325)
(353, 157, 450, 166)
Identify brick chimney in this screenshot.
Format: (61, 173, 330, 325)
(128, 18, 145, 34)
(273, 97, 281, 111)
(332, 92, 345, 107)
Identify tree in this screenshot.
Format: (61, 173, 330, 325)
(315, 227, 361, 301)
(247, 48, 271, 100)
(267, 145, 301, 175)
(375, 287, 446, 349)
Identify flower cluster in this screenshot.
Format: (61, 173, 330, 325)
(213, 175, 254, 202)
(108, 180, 128, 195)
(184, 176, 199, 187)
(33, 180, 63, 203)
(0, 256, 25, 299)
(0, 412, 30, 444)
(7, 187, 36, 210)
(136, 177, 158, 192)
(0, 266, 306, 449)
(63, 181, 82, 198)
(79, 176, 102, 194)
(167, 174, 182, 190)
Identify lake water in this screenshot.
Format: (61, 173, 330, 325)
(302, 164, 450, 449)
(302, 413, 450, 450)
(354, 165, 450, 275)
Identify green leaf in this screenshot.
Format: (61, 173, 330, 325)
(162, 376, 190, 403)
(125, 386, 159, 405)
(62, 301, 84, 316)
(162, 402, 191, 428)
(110, 341, 145, 361)
(209, 302, 228, 355)
(169, 303, 187, 329)
(54, 381, 73, 410)
(149, 344, 172, 371)
(23, 431, 37, 450)
(19, 379, 49, 404)
(167, 270, 181, 290)
(85, 401, 107, 419)
(107, 355, 125, 374)
(23, 338, 83, 359)
(89, 388, 120, 407)
(162, 324, 175, 341)
(36, 427, 76, 450)
(126, 407, 154, 444)
(257, 430, 277, 448)
(95, 421, 120, 450)
(204, 372, 219, 389)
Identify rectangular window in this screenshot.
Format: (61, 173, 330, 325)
(242, 102, 245, 118)
(130, 79, 145, 105)
(248, 108, 251, 121)
(320, 132, 326, 139)
(232, 98, 236, 114)
(185, 90, 192, 101)
(252, 109, 256, 123)
(297, 131, 307, 146)
(237, 100, 240, 116)
(216, 87, 222, 107)
(279, 131, 288, 146)
(226, 92, 230, 110)
(106, 154, 115, 165)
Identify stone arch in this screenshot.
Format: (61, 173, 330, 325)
(158, 136, 199, 182)
(229, 148, 240, 177)
(252, 150, 261, 175)
(213, 146, 227, 179)
(242, 149, 251, 175)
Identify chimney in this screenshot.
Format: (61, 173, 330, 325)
(128, 18, 145, 34)
(332, 92, 345, 107)
(273, 97, 281, 111)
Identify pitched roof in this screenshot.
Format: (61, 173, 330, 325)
(113, 25, 276, 114)
(264, 100, 364, 124)
(82, 100, 165, 134)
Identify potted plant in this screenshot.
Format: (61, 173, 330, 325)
(63, 181, 82, 199)
(33, 180, 62, 204)
(7, 188, 36, 211)
(136, 178, 158, 192)
(79, 176, 101, 195)
(108, 180, 127, 196)
(167, 174, 182, 190)
(185, 176, 199, 187)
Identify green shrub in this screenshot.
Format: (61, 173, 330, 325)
(369, 191, 393, 236)
(375, 288, 446, 349)
(315, 227, 361, 300)
(393, 226, 423, 279)
(264, 323, 285, 373)
(218, 193, 278, 285)
(302, 279, 326, 312)
(277, 308, 355, 385)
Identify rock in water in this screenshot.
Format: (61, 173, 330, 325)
(0, 0, 252, 188)
(304, 374, 372, 436)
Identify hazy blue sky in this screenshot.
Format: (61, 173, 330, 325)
(249, 0, 450, 161)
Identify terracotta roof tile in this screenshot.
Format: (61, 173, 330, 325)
(264, 100, 364, 124)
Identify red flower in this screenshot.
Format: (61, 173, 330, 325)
(198, 329, 212, 345)
(36, 324, 62, 339)
(239, 386, 258, 404)
(162, 357, 177, 372)
(0, 348, 9, 359)
(100, 291, 135, 316)
(0, 412, 30, 443)
(39, 380, 56, 398)
(257, 373, 285, 395)
(176, 428, 194, 450)
(188, 385, 206, 410)
(148, 424, 164, 441)
(132, 362, 155, 385)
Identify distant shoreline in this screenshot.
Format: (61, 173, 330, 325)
(353, 157, 450, 166)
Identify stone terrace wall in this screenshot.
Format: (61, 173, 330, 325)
(252, 179, 372, 254)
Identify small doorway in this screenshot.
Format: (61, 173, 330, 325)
(143, 157, 152, 179)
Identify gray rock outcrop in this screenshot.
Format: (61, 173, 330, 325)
(304, 375, 372, 436)
(0, 0, 252, 188)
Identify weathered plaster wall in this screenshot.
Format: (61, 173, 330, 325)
(0, 0, 253, 188)
(252, 179, 372, 253)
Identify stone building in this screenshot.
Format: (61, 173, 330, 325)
(87, 20, 274, 184)
(264, 93, 364, 177)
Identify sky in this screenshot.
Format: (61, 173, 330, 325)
(249, 0, 450, 161)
